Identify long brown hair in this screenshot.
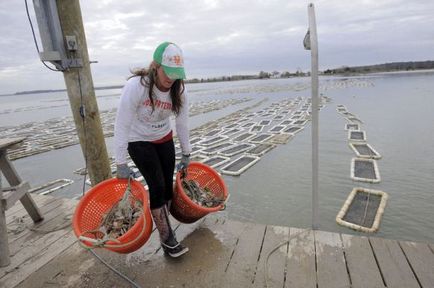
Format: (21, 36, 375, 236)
(129, 61, 184, 115)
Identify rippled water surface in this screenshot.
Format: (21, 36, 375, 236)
(2, 72, 434, 243)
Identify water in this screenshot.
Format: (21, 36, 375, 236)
(1, 72, 433, 243)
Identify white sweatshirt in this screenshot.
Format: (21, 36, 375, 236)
(114, 76, 191, 164)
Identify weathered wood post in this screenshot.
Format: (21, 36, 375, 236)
(56, 0, 111, 185)
(0, 166, 10, 267)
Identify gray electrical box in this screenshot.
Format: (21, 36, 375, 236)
(32, 0, 81, 69)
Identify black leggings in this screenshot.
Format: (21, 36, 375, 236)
(128, 140, 175, 209)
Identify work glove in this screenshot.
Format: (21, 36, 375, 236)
(116, 164, 132, 179)
(176, 154, 190, 172)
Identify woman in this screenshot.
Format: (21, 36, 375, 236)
(114, 42, 191, 258)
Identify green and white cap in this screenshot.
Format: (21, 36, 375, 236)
(153, 42, 186, 80)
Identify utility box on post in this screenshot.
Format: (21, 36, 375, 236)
(32, 0, 82, 69)
(32, 0, 66, 69)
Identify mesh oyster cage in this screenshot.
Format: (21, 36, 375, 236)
(170, 162, 228, 223)
(336, 187, 388, 233)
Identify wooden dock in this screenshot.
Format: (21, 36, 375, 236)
(1, 194, 434, 288)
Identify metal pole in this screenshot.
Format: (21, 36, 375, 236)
(308, 3, 319, 230)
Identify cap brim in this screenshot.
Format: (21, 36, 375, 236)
(163, 66, 186, 80)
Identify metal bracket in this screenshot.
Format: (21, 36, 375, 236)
(62, 58, 83, 68)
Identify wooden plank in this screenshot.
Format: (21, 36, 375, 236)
(400, 240, 434, 287)
(370, 237, 419, 288)
(134, 215, 248, 288)
(15, 243, 101, 288)
(7, 198, 74, 243)
(0, 231, 77, 288)
(315, 230, 350, 288)
(285, 228, 316, 288)
(0, 138, 25, 150)
(5, 194, 56, 219)
(341, 234, 385, 288)
(0, 224, 71, 278)
(222, 222, 266, 287)
(7, 197, 62, 226)
(253, 225, 289, 288)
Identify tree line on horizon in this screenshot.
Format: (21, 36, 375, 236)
(186, 60, 434, 83)
(7, 60, 433, 95)
(323, 60, 434, 75)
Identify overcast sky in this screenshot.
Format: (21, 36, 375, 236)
(0, 0, 433, 94)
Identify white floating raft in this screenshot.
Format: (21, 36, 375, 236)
(345, 123, 359, 130)
(348, 130, 366, 142)
(202, 155, 231, 168)
(336, 187, 388, 233)
(200, 142, 234, 156)
(269, 125, 286, 133)
(246, 143, 275, 156)
(198, 135, 229, 147)
(249, 133, 273, 144)
(29, 178, 74, 195)
(283, 126, 304, 135)
(259, 119, 271, 125)
(250, 125, 264, 133)
(218, 143, 255, 157)
(269, 133, 293, 144)
(349, 143, 382, 159)
(220, 155, 261, 176)
(351, 158, 381, 183)
(233, 132, 256, 142)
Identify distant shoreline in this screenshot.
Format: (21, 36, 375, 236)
(2, 65, 433, 97)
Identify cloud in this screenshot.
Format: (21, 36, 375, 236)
(0, 0, 433, 93)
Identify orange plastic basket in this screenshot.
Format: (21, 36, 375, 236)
(72, 178, 153, 254)
(170, 162, 228, 223)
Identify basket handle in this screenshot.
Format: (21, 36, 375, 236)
(220, 194, 230, 211)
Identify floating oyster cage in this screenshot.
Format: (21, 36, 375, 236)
(200, 142, 234, 156)
(347, 116, 362, 123)
(29, 178, 74, 195)
(190, 154, 209, 163)
(280, 120, 293, 125)
(204, 129, 221, 137)
(246, 143, 275, 156)
(198, 135, 228, 147)
(269, 125, 286, 133)
(190, 137, 203, 145)
(202, 155, 231, 168)
(249, 133, 273, 144)
(175, 145, 203, 160)
(336, 187, 388, 233)
(233, 132, 256, 142)
(351, 158, 381, 183)
(250, 125, 264, 133)
(242, 122, 256, 128)
(345, 123, 359, 130)
(220, 155, 261, 176)
(348, 130, 366, 142)
(222, 128, 241, 136)
(293, 119, 308, 126)
(349, 143, 382, 159)
(270, 133, 293, 145)
(259, 119, 272, 126)
(284, 125, 304, 135)
(223, 123, 239, 129)
(219, 143, 255, 157)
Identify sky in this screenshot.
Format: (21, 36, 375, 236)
(0, 0, 433, 94)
